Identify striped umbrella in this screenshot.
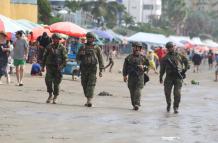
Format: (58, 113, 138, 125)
(0, 14, 30, 33)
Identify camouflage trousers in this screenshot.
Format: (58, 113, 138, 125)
(45, 66, 62, 96)
(164, 77, 182, 108)
(128, 87, 142, 106)
(128, 75, 144, 107)
(81, 71, 97, 98)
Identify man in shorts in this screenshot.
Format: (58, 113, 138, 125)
(13, 31, 29, 86)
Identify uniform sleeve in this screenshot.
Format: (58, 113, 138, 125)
(96, 46, 104, 72)
(159, 57, 166, 79)
(76, 45, 84, 62)
(61, 46, 68, 68)
(123, 57, 128, 77)
(181, 54, 190, 71)
(143, 56, 149, 71)
(41, 46, 49, 68)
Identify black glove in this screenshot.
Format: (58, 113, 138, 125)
(182, 69, 187, 74)
(181, 69, 186, 79)
(159, 77, 163, 83)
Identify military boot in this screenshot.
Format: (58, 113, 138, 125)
(53, 95, 58, 104)
(174, 107, 179, 114)
(85, 98, 92, 107)
(46, 93, 53, 103)
(133, 105, 139, 111)
(167, 104, 171, 112)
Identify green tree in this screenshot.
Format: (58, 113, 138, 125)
(65, 0, 83, 12)
(161, 0, 187, 35)
(49, 16, 63, 25)
(37, 0, 52, 24)
(123, 13, 135, 27)
(129, 22, 174, 36)
(80, 0, 126, 28)
(184, 11, 211, 37)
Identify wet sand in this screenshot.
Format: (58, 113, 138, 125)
(0, 56, 218, 143)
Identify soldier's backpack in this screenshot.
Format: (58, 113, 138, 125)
(82, 45, 98, 65)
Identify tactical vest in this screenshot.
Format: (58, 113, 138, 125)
(169, 53, 183, 71)
(127, 54, 145, 76)
(46, 44, 64, 66)
(82, 46, 98, 65)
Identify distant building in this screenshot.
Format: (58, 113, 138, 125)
(0, 0, 38, 22)
(122, 0, 161, 23)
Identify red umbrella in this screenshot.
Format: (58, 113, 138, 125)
(48, 22, 87, 37)
(30, 27, 52, 42)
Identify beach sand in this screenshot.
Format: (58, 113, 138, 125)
(0, 56, 217, 143)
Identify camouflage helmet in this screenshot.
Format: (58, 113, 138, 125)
(51, 33, 61, 40)
(165, 42, 175, 49)
(132, 42, 143, 48)
(86, 32, 96, 39)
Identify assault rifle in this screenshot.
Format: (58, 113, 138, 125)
(167, 58, 186, 80)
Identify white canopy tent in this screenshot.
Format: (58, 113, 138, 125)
(191, 37, 206, 46)
(202, 39, 218, 48)
(128, 32, 169, 45)
(168, 36, 192, 43)
(167, 37, 185, 47)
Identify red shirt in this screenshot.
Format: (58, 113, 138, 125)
(156, 48, 165, 59)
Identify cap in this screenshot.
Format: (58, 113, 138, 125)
(165, 42, 175, 49)
(132, 42, 143, 47)
(86, 32, 96, 38)
(51, 33, 61, 40)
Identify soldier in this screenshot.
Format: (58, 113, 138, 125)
(41, 34, 67, 104)
(76, 32, 104, 107)
(123, 42, 149, 111)
(159, 42, 190, 114)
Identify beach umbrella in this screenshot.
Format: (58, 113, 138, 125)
(94, 34, 104, 46)
(30, 27, 52, 41)
(0, 14, 30, 33)
(91, 29, 113, 41)
(48, 22, 87, 37)
(15, 19, 42, 30)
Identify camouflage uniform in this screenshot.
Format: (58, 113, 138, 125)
(123, 43, 149, 110)
(42, 34, 67, 104)
(160, 42, 189, 113)
(76, 32, 104, 107)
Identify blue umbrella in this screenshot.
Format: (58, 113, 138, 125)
(91, 29, 114, 41)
